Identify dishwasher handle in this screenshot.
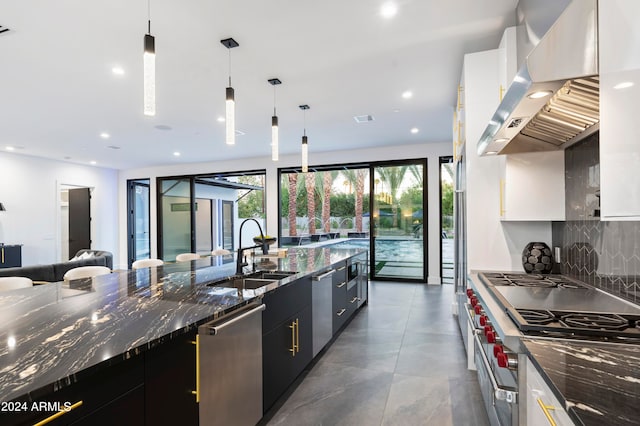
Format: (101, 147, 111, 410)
(312, 269, 335, 281)
(206, 304, 266, 335)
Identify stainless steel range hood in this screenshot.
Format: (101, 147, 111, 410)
(478, 0, 599, 156)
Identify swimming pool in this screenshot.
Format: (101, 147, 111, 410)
(328, 238, 424, 279)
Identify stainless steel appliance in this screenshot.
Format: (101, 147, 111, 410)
(466, 272, 640, 425)
(352, 252, 368, 308)
(312, 268, 335, 357)
(478, 0, 600, 156)
(198, 303, 265, 426)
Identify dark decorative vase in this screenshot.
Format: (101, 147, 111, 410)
(522, 242, 554, 274)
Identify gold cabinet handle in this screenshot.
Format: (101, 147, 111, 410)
(537, 398, 557, 426)
(499, 84, 505, 101)
(337, 266, 346, 271)
(457, 85, 464, 109)
(295, 318, 300, 353)
(336, 282, 346, 288)
(33, 400, 83, 426)
(1, 247, 4, 264)
(190, 336, 200, 402)
(289, 321, 296, 357)
(350, 296, 358, 304)
(336, 308, 346, 317)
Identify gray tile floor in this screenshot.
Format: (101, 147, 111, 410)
(265, 281, 490, 426)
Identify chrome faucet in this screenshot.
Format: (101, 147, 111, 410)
(236, 218, 269, 274)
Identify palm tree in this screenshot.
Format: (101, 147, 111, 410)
(355, 169, 366, 232)
(341, 168, 367, 232)
(305, 171, 316, 234)
(321, 171, 336, 232)
(377, 166, 408, 228)
(287, 173, 298, 236)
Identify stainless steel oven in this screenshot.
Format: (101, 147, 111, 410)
(469, 271, 640, 426)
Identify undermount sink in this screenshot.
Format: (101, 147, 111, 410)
(207, 270, 296, 290)
(244, 270, 297, 280)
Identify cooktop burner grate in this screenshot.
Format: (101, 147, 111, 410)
(480, 272, 589, 289)
(560, 313, 630, 331)
(518, 309, 555, 324)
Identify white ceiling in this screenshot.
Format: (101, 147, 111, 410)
(0, 0, 517, 170)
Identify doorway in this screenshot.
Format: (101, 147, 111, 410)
(440, 157, 454, 284)
(156, 171, 266, 261)
(371, 161, 426, 281)
(127, 179, 151, 267)
(60, 185, 92, 261)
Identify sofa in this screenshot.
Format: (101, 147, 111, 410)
(0, 249, 113, 283)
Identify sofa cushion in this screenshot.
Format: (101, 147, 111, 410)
(0, 264, 56, 282)
(73, 250, 113, 269)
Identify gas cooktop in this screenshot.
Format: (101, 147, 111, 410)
(480, 272, 588, 289)
(478, 272, 640, 342)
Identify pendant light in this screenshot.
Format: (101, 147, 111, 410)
(221, 38, 239, 145)
(268, 78, 282, 161)
(143, 0, 156, 116)
(299, 104, 310, 172)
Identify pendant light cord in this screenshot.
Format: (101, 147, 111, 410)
(303, 109, 307, 136)
(147, 0, 151, 34)
(228, 49, 232, 86)
(273, 85, 277, 115)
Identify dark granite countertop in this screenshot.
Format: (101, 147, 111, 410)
(0, 246, 365, 402)
(522, 338, 640, 426)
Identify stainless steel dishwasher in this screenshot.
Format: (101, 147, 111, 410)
(312, 268, 335, 357)
(198, 302, 265, 426)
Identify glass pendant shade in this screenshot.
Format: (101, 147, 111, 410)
(143, 34, 156, 116)
(226, 87, 235, 145)
(271, 115, 279, 161)
(301, 135, 308, 172)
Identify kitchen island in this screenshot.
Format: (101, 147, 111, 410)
(0, 246, 366, 425)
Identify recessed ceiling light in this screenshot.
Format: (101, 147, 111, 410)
(402, 91, 413, 99)
(485, 151, 498, 155)
(380, 2, 398, 18)
(173, 152, 181, 157)
(410, 127, 419, 134)
(111, 66, 125, 76)
(90, 161, 97, 165)
(494, 138, 509, 144)
(6, 146, 15, 151)
(100, 132, 110, 139)
(393, 109, 400, 113)
(217, 116, 226, 123)
(527, 90, 553, 99)
(613, 81, 634, 90)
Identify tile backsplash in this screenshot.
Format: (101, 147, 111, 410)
(552, 133, 640, 303)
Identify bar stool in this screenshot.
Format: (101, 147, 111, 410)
(132, 258, 164, 269)
(175, 253, 199, 262)
(63, 266, 111, 281)
(0, 276, 33, 292)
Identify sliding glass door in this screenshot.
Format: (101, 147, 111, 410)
(371, 162, 426, 281)
(157, 171, 266, 261)
(127, 179, 151, 267)
(158, 178, 194, 262)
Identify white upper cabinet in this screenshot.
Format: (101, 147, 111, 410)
(498, 27, 517, 103)
(599, 0, 640, 220)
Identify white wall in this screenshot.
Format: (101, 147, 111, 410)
(118, 142, 452, 283)
(0, 152, 119, 266)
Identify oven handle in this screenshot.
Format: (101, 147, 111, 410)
(473, 332, 518, 404)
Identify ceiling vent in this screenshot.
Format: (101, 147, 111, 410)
(0, 25, 10, 35)
(354, 115, 375, 123)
